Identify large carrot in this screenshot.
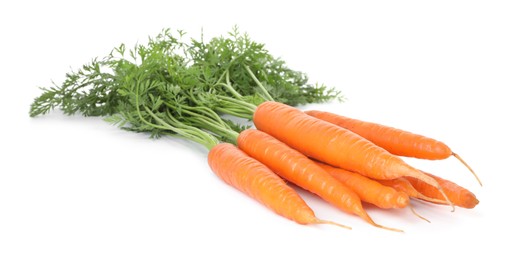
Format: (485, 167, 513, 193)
(254, 101, 454, 211)
(314, 162, 409, 209)
(237, 129, 401, 231)
(208, 143, 350, 228)
(405, 172, 479, 209)
(305, 110, 481, 186)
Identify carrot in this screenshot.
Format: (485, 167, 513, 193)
(316, 162, 430, 223)
(405, 172, 479, 209)
(305, 110, 481, 186)
(314, 162, 409, 209)
(208, 143, 350, 228)
(237, 129, 401, 231)
(378, 178, 448, 205)
(254, 101, 455, 211)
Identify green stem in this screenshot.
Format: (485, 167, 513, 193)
(215, 69, 227, 85)
(165, 102, 226, 127)
(134, 85, 171, 131)
(134, 80, 219, 150)
(244, 65, 274, 101)
(187, 116, 239, 144)
(145, 106, 218, 150)
(225, 70, 242, 98)
(162, 92, 242, 144)
(214, 82, 243, 99)
(217, 95, 257, 111)
(215, 107, 253, 120)
(214, 70, 243, 99)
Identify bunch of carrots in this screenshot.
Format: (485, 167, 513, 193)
(29, 27, 480, 232)
(209, 101, 480, 232)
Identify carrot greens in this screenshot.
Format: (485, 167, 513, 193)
(29, 27, 341, 122)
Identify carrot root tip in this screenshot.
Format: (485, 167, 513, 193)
(452, 152, 482, 187)
(373, 223, 404, 233)
(409, 203, 431, 223)
(366, 214, 404, 233)
(315, 219, 352, 230)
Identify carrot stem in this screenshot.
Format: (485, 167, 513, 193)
(452, 152, 482, 186)
(244, 65, 274, 101)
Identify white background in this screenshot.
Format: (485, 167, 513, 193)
(1, 1, 516, 259)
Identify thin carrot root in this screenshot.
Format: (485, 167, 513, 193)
(371, 222, 404, 233)
(437, 187, 455, 212)
(314, 219, 352, 230)
(410, 170, 456, 212)
(409, 203, 430, 223)
(362, 213, 404, 232)
(452, 152, 482, 187)
(414, 193, 448, 205)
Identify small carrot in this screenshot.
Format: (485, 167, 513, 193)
(305, 110, 481, 186)
(237, 129, 400, 231)
(405, 172, 479, 209)
(316, 162, 430, 223)
(254, 101, 454, 211)
(208, 143, 350, 228)
(378, 178, 448, 205)
(314, 161, 409, 209)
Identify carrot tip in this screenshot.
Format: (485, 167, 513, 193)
(365, 214, 404, 232)
(315, 219, 352, 230)
(373, 223, 404, 233)
(452, 152, 482, 187)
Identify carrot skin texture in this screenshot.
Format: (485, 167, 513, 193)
(305, 110, 452, 160)
(254, 102, 439, 187)
(406, 173, 479, 208)
(305, 110, 482, 187)
(208, 143, 318, 224)
(378, 178, 448, 204)
(378, 178, 425, 199)
(237, 129, 365, 218)
(315, 162, 409, 209)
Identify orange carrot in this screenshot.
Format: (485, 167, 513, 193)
(254, 101, 454, 211)
(208, 143, 350, 228)
(237, 129, 400, 231)
(378, 178, 448, 205)
(314, 161, 409, 209)
(405, 172, 479, 209)
(305, 110, 481, 186)
(314, 165, 429, 222)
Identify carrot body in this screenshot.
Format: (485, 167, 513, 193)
(378, 178, 428, 199)
(208, 143, 322, 225)
(305, 110, 451, 159)
(315, 162, 409, 209)
(305, 110, 482, 186)
(237, 129, 382, 227)
(405, 173, 479, 209)
(253, 101, 447, 204)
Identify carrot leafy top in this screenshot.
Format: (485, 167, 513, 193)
(29, 27, 342, 146)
